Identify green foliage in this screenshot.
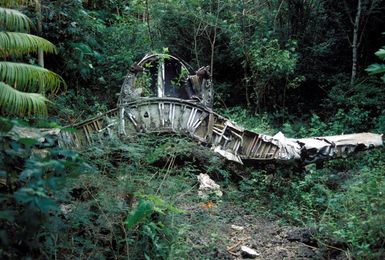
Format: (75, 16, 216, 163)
(43, 0, 152, 107)
(52, 89, 108, 123)
(0, 81, 48, 115)
(1, 0, 383, 259)
(0, 7, 30, 31)
(0, 32, 56, 56)
(320, 163, 385, 258)
(366, 34, 385, 83)
(126, 199, 154, 230)
(0, 62, 63, 94)
(0, 116, 13, 132)
(35, 135, 222, 259)
(246, 38, 300, 108)
(250, 38, 298, 79)
(0, 123, 92, 258)
(0, 3, 65, 116)
(144, 136, 199, 164)
(220, 106, 275, 135)
(238, 150, 385, 258)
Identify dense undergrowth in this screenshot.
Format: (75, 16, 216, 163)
(1, 0, 385, 259)
(1, 111, 384, 259)
(224, 107, 385, 259)
(0, 123, 232, 259)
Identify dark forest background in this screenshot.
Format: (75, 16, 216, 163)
(1, 1, 385, 259)
(38, 0, 385, 135)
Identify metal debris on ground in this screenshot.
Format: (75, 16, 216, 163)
(197, 173, 223, 199)
(240, 245, 260, 258)
(231, 225, 245, 231)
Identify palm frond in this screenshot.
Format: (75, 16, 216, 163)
(0, 32, 57, 56)
(0, 81, 48, 115)
(0, 7, 31, 32)
(0, 1, 34, 8)
(0, 62, 66, 94)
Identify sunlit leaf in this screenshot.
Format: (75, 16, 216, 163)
(0, 7, 31, 32)
(365, 63, 385, 75)
(0, 62, 65, 94)
(125, 199, 154, 230)
(0, 32, 57, 57)
(0, 81, 48, 115)
(374, 48, 385, 60)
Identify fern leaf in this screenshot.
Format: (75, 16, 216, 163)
(0, 32, 57, 56)
(0, 7, 31, 32)
(0, 81, 48, 115)
(0, 62, 65, 94)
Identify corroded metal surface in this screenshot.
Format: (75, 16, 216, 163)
(59, 97, 383, 165)
(58, 53, 383, 165)
(120, 53, 214, 107)
(59, 109, 118, 149)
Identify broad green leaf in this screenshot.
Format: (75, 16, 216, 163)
(365, 63, 385, 75)
(0, 81, 48, 115)
(18, 137, 37, 148)
(0, 7, 31, 32)
(0, 32, 57, 57)
(0, 62, 65, 94)
(125, 199, 154, 230)
(374, 48, 385, 60)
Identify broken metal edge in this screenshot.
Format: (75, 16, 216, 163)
(58, 97, 384, 166)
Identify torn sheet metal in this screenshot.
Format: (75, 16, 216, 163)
(58, 53, 384, 166)
(59, 97, 383, 165)
(295, 133, 384, 163)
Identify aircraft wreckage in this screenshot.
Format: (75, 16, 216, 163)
(58, 53, 384, 165)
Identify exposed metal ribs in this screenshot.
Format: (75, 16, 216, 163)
(59, 98, 383, 165)
(59, 109, 118, 148)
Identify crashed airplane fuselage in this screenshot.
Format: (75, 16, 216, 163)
(59, 53, 384, 165)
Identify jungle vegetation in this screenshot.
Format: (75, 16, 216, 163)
(0, 0, 385, 259)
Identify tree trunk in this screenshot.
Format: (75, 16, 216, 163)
(351, 0, 362, 86)
(193, 21, 202, 68)
(144, 0, 153, 49)
(210, 32, 216, 81)
(35, 0, 44, 68)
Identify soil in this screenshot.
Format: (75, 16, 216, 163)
(177, 201, 347, 260)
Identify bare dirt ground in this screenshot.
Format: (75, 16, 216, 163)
(178, 201, 345, 260)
